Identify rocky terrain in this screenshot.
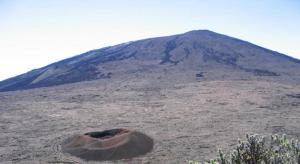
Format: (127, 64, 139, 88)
(0, 30, 300, 163)
(0, 79, 300, 164)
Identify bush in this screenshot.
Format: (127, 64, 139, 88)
(216, 134, 300, 164)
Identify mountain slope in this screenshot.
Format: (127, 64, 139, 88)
(1, 30, 300, 92)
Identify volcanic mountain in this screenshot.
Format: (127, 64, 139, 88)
(0, 30, 299, 92)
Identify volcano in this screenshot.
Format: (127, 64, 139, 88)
(0, 30, 299, 92)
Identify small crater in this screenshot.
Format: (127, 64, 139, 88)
(61, 128, 153, 161)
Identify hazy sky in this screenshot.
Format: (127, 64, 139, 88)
(0, 0, 300, 81)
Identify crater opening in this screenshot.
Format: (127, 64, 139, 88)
(84, 129, 128, 139)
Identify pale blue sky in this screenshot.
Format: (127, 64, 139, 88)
(0, 0, 300, 80)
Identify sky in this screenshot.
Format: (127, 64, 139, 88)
(0, 0, 300, 81)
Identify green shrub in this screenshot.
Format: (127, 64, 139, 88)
(216, 134, 300, 164)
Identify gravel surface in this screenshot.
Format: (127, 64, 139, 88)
(0, 79, 300, 163)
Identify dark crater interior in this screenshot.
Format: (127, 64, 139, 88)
(84, 129, 127, 139)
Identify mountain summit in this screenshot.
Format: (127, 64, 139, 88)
(1, 30, 300, 92)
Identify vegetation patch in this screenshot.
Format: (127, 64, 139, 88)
(200, 134, 300, 164)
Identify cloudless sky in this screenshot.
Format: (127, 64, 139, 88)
(0, 0, 300, 81)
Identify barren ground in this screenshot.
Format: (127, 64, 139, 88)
(0, 79, 300, 163)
